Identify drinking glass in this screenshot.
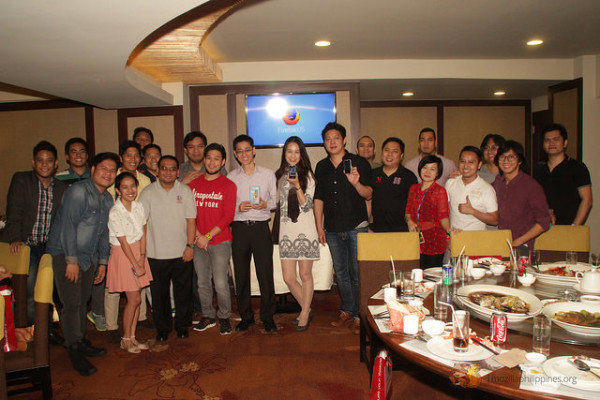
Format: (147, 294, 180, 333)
(457, 255, 469, 282)
(389, 270, 402, 298)
(532, 315, 551, 356)
(403, 276, 415, 300)
(529, 249, 541, 270)
(566, 251, 577, 268)
(452, 310, 470, 353)
(590, 253, 600, 267)
(433, 283, 449, 322)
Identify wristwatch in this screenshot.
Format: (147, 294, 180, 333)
(205, 233, 213, 241)
(186, 243, 194, 249)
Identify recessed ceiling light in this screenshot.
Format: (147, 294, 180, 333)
(494, 91, 506, 96)
(402, 91, 414, 97)
(527, 39, 543, 46)
(315, 40, 331, 47)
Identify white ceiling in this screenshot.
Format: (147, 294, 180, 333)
(1, 0, 599, 108)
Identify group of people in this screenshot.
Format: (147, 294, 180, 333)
(2, 121, 592, 377)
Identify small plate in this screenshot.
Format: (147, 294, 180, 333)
(543, 356, 600, 392)
(573, 284, 600, 295)
(426, 337, 492, 361)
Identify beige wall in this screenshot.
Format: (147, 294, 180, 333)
(552, 88, 579, 159)
(360, 107, 437, 162)
(0, 107, 86, 212)
(127, 116, 175, 156)
(94, 108, 119, 153)
(444, 106, 526, 163)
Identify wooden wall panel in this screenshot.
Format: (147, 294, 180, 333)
(93, 108, 119, 154)
(552, 88, 578, 159)
(126, 115, 176, 157)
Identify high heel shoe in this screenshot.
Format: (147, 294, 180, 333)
(296, 310, 313, 332)
(131, 336, 149, 350)
(120, 337, 141, 353)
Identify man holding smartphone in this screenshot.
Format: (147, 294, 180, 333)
(228, 135, 278, 333)
(314, 122, 372, 335)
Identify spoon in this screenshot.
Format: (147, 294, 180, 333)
(570, 359, 600, 380)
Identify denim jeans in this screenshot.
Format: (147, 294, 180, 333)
(193, 241, 232, 319)
(325, 227, 367, 318)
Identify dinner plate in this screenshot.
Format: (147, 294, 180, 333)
(424, 267, 443, 279)
(455, 284, 542, 322)
(573, 283, 600, 295)
(542, 301, 600, 337)
(426, 337, 492, 361)
(534, 262, 592, 285)
(542, 356, 600, 392)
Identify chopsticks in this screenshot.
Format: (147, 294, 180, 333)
(472, 337, 499, 355)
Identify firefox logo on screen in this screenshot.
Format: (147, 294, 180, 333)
(282, 109, 300, 125)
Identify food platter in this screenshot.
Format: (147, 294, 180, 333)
(543, 356, 600, 392)
(455, 284, 542, 322)
(542, 301, 600, 337)
(533, 262, 592, 285)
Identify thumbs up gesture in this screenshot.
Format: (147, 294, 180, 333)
(458, 195, 475, 215)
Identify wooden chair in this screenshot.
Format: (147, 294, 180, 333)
(535, 225, 590, 263)
(357, 232, 420, 371)
(0, 295, 7, 400)
(4, 254, 53, 399)
(450, 229, 513, 260)
(0, 243, 30, 327)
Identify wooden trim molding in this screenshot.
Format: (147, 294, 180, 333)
(117, 106, 185, 161)
(0, 99, 86, 112)
(84, 106, 96, 158)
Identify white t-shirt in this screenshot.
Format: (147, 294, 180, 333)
(445, 176, 498, 231)
(108, 199, 146, 246)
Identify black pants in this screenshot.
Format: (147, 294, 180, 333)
(148, 257, 193, 333)
(53, 253, 95, 347)
(420, 253, 445, 269)
(231, 221, 276, 322)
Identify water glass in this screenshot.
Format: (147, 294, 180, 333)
(530, 249, 541, 270)
(532, 315, 551, 356)
(566, 251, 578, 267)
(403, 276, 415, 300)
(389, 270, 402, 297)
(433, 283, 449, 321)
(452, 310, 470, 353)
(457, 255, 469, 282)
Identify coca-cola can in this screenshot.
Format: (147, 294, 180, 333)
(491, 311, 507, 345)
(518, 256, 528, 276)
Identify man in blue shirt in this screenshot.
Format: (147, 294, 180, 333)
(47, 152, 118, 376)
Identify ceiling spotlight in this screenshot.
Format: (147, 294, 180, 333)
(315, 40, 331, 47)
(494, 91, 506, 96)
(527, 39, 543, 46)
(402, 91, 414, 97)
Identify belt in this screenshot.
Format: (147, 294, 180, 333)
(233, 220, 269, 225)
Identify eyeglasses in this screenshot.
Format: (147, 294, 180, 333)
(482, 146, 499, 151)
(235, 148, 253, 155)
(499, 154, 518, 162)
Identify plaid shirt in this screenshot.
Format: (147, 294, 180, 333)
(28, 179, 55, 245)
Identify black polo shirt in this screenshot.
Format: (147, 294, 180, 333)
(314, 152, 371, 232)
(370, 165, 418, 232)
(534, 156, 591, 225)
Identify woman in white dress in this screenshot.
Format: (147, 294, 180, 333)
(275, 136, 319, 331)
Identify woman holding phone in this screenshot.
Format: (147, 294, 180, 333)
(405, 155, 451, 268)
(106, 172, 153, 353)
(275, 136, 319, 331)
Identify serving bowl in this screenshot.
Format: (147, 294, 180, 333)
(542, 301, 600, 337)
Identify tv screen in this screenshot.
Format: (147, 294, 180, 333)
(246, 92, 336, 147)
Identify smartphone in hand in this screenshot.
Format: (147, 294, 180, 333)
(343, 159, 352, 174)
(288, 165, 297, 179)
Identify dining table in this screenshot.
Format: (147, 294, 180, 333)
(367, 268, 600, 400)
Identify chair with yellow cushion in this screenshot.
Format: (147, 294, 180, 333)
(450, 230, 513, 260)
(357, 232, 420, 370)
(5, 254, 53, 399)
(535, 225, 590, 263)
(0, 243, 30, 327)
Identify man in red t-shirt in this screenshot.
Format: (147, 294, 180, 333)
(187, 143, 237, 335)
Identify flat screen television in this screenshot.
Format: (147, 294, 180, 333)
(246, 92, 336, 148)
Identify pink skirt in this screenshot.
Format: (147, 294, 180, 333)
(107, 240, 153, 292)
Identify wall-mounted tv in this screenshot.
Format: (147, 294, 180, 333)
(246, 92, 336, 148)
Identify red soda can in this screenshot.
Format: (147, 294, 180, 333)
(491, 311, 507, 345)
(518, 256, 528, 276)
